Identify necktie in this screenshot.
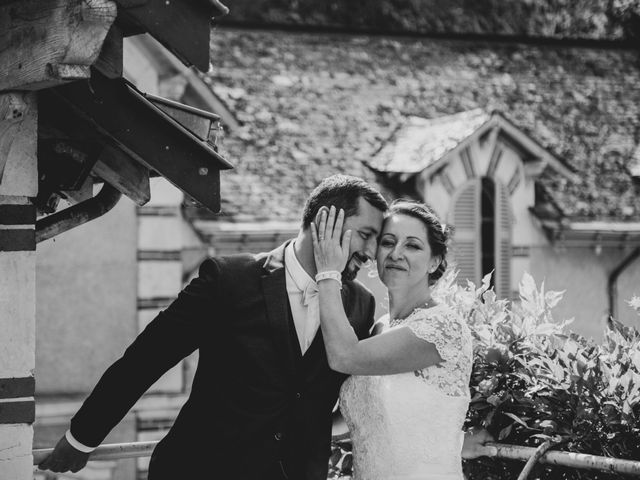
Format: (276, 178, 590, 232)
(301, 281, 320, 353)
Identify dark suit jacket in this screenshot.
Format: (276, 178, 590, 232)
(70, 241, 376, 479)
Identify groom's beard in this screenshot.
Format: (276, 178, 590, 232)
(342, 252, 369, 282)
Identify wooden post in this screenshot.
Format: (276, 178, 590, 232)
(0, 92, 37, 480)
(0, 0, 117, 91)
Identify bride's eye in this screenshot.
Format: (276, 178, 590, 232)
(380, 239, 394, 247)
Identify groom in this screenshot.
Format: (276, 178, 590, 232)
(39, 174, 388, 480)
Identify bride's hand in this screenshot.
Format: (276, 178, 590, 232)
(311, 206, 352, 274)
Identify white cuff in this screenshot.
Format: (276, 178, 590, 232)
(65, 429, 96, 453)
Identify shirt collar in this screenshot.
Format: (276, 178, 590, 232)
(284, 241, 315, 292)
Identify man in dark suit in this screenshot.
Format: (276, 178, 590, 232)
(39, 174, 388, 480)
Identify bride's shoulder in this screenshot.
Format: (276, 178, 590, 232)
(409, 304, 466, 329)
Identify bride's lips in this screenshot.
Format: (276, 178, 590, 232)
(384, 263, 407, 271)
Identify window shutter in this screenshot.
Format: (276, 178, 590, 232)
(494, 180, 512, 299)
(450, 179, 481, 287)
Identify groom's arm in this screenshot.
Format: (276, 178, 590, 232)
(38, 258, 226, 472)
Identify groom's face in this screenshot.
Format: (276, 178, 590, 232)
(341, 197, 384, 281)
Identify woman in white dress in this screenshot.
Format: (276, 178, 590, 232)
(312, 199, 484, 480)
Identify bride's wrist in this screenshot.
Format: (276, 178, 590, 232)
(315, 270, 342, 286)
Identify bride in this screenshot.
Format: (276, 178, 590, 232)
(312, 200, 480, 480)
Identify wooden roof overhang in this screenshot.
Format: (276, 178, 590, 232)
(1, 0, 233, 240)
(37, 70, 232, 214)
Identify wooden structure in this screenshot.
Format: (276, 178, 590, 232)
(0, 1, 230, 478)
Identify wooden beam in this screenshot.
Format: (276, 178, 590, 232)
(0, 0, 117, 91)
(93, 144, 151, 205)
(115, 0, 213, 71)
(39, 70, 230, 211)
(94, 23, 124, 79)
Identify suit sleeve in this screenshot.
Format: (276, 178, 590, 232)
(363, 293, 376, 338)
(69, 258, 224, 447)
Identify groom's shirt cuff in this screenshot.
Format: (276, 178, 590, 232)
(65, 429, 96, 453)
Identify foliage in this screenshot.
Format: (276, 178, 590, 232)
(328, 270, 640, 479)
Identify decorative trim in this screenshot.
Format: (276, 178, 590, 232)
(138, 251, 181, 261)
(0, 400, 35, 424)
(439, 171, 455, 195)
(460, 147, 475, 179)
(487, 146, 503, 177)
(0, 205, 36, 225)
(0, 229, 35, 251)
(508, 168, 521, 195)
(0, 377, 35, 400)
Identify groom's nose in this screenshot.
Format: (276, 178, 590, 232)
(364, 237, 378, 260)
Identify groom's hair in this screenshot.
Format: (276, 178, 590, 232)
(301, 175, 387, 229)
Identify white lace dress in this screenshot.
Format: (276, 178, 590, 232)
(339, 305, 473, 480)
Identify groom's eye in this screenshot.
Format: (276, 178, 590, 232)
(359, 231, 371, 240)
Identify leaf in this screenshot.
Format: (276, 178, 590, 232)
(498, 423, 513, 440)
(545, 289, 565, 309)
(519, 272, 537, 302)
(503, 412, 530, 429)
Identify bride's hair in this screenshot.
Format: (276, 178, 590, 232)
(385, 199, 453, 286)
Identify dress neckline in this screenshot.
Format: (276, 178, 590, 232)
(389, 303, 443, 327)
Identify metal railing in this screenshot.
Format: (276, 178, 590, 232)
(33, 440, 640, 477)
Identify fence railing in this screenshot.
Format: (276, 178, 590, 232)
(33, 440, 640, 477)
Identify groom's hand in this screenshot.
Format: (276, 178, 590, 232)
(38, 434, 90, 473)
(461, 427, 494, 459)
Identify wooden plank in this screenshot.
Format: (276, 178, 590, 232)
(115, 0, 212, 71)
(0, 0, 117, 90)
(0, 377, 35, 400)
(146, 96, 215, 141)
(94, 23, 123, 79)
(93, 145, 151, 206)
(46, 71, 230, 212)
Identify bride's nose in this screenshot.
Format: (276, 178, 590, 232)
(388, 245, 404, 260)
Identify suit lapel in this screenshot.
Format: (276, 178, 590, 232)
(261, 242, 297, 379)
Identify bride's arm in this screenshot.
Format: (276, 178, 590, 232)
(312, 207, 443, 375)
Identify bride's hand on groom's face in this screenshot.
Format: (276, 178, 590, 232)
(311, 205, 352, 274)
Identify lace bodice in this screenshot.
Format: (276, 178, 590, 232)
(339, 305, 473, 480)
(389, 304, 473, 397)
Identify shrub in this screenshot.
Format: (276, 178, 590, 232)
(329, 270, 640, 479)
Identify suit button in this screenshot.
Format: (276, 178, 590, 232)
(295, 392, 302, 399)
(274, 432, 283, 441)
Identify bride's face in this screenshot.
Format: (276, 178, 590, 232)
(376, 214, 436, 291)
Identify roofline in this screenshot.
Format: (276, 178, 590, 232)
(216, 22, 639, 52)
(537, 218, 640, 247)
(492, 113, 579, 181)
(367, 111, 580, 183)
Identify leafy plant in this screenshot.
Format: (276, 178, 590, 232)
(329, 270, 640, 479)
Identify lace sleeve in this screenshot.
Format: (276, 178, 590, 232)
(404, 307, 466, 364)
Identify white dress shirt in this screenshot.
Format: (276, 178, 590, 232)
(67, 242, 321, 452)
(284, 241, 321, 355)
